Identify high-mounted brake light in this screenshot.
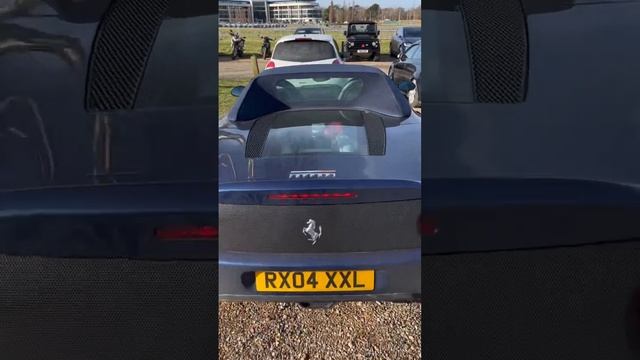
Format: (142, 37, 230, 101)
(420, 215, 439, 237)
(294, 38, 312, 41)
(265, 60, 275, 69)
(155, 226, 218, 240)
(268, 192, 357, 200)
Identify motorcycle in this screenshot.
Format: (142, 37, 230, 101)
(260, 36, 273, 60)
(229, 30, 245, 60)
(398, 42, 409, 58)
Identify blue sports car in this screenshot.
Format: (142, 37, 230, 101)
(219, 65, 421, 306)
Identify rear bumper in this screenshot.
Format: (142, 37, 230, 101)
(219, 248, 421, 302)
(347, 49, 379, 57)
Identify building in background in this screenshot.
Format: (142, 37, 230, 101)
(219, 0, 253, 23)
(268, 0, 322, 23)
(219, 0, 321, 23)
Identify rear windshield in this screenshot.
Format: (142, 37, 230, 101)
(263, 116, 369, 157)
(295, 28, 322, 34)
(273, 41, 335, 62)
(274, 77, 365, 102)
(404, 27, 420, 37)
(348, 23, 376, 34)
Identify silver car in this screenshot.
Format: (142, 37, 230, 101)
(389, 26, 421, 57)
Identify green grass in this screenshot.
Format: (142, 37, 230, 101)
(219, 78, 251, 118)
(218, 21, 420, 57)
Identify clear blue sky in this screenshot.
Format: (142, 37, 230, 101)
(316, 0, 419, 8)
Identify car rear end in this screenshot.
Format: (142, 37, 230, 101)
(347, 37, 380, 59)
(344, 23, 380, 60)
(423, 0, 640, 358)
(0, 1, 217, 358)
(402, 27, 421, 47)
(266, 36, 342, 69)
(219, 108, 421, 303)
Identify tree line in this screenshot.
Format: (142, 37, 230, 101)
(324, 2, 421, 23)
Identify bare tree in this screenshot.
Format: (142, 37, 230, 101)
(322, 3, 420, 24)
(367, 3, 380, 21)
(329, 0, 334, 23)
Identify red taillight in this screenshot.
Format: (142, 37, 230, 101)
(155, 226, 218, 240)
(420, 215, 439, 236)
(265, 60, 275, 69)
(332, 59, 341, 64)
(268, 192, 357, 200)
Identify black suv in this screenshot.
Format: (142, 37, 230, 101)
(343, 21, 380, 61)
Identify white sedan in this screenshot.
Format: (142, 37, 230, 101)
(265, 34, 343, 70)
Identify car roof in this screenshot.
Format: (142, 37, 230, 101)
(276, 34, 334, 43)
(258, 64, 385, 76)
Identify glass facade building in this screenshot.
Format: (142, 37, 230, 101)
(219, 0, 321, 23)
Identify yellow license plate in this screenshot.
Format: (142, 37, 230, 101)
(255, 270, 375, 292)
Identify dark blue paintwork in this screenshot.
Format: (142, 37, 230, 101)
(0, 182, 217, 259)
(0, 1, 218, 259)
(421, 3, 640, 358)
(0, 182, 217, 216)
(225, 65, 413, 121)
(422, 0, 640, 252)
(219, 66, 421, 302)
(219, 179, 420, 205)
(220, 72, 421, 186)
(220, 120, 420, 181)
(423, 0, 640, 184)
(422, 178, 640, 254)
(423, 178, 640, 208)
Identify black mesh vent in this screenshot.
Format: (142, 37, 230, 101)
(86, 0, 169, 111)
(460, 0, 528, 103)
(0, 255, 216, 359)
(220, 201, 420, 252)
(423, 240, 640, 360)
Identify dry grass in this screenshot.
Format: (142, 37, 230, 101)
(218, 21, 420, 56)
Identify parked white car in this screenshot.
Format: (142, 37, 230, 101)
(265, 34, 343, 70)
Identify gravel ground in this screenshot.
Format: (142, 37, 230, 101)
(219, 301, 421, 360)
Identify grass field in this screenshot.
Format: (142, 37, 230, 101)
(218, 21, 420, 117)
(218, 21, 420, 57)
(219, 78, 251, 118)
